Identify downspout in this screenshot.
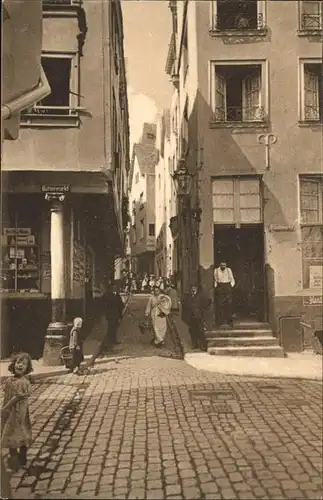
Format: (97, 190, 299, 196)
(1, 66, 51, 120)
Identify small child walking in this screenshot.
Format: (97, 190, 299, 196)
(69, 317, 84, 375)
(1, 352, 33, 471)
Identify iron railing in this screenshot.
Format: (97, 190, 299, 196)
(21, 105, 78, 117)
(213, 13, 265, 31)
(300, 13, 322, 30)
(304, 105, 321, 121)
(42, 0, 80, 6)
(213, 105, 266, 122)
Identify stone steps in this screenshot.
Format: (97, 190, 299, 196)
(207, 335, 279, 348)
(208, 345, 285, 357)
(205, 322, 285, 357)
(205, 329, 273, 339)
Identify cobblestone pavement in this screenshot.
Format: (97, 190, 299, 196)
(96, 294, 183, 361)
(2, 357, 321, 500)
(1, 296, 322, 500)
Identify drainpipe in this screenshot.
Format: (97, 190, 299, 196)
(1, 67, 50, 120)
(321, 7, 323, 124)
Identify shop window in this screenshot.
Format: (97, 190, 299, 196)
(1, 207, 41, 294)
(300, 177, 323, 290)
(212, 177, 262, 224)
(211, 63, 266, 123)
(21, 53, 80, 127)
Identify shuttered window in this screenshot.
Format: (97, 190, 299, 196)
(212, 177, 262, 224)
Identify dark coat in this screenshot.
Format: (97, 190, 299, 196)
(103, 292, 124, 320)
(183, 291, 210, 321)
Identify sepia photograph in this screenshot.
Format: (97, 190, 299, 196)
(1, 0, 322, 498)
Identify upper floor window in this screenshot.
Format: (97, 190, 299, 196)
(21, 53, 80, 127)
(112, 3, 119, 75)
(135, 173, 139, 184)
(210, 0, 265, 32)
(172, 105, 178, 135)
(140, 219, 144, 240)
(139, 192, 144, 209)
(299, 0, 322, 32)
(149, 224, 156, 237)
(300, 61, 322, 122)
(300, 177, 323, 225)
(180, 99, 189, 156)
(211, 62, 267, 125)
(182, 21, 189, 80)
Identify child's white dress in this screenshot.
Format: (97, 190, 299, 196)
(1, 376, 32, 449)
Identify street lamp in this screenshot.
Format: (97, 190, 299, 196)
(171, 160, 194, 197)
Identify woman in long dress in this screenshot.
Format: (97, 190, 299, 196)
(145, 286, 171, 346)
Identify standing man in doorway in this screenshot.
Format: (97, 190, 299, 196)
(214, 261, 235, 327)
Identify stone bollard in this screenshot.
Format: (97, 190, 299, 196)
(42, 334, 66, 366)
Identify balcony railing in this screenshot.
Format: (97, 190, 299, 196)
(300, 13, 322, 30)
(21, 105, 78, 117)
(213, 105, 266, 123)
(213, 13, 265, 31)
(304, 105, 321, 121)
(42, 0, 81, 6)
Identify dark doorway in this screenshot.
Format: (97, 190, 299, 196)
(214, 224, 266, 322)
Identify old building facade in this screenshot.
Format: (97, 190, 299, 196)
(129, 124, 158, 277)
(154, 110, 176, 279)
(166, 0, 322, 351)
(1, 0, 130, 361)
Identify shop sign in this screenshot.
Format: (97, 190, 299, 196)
(41, 184, 70, 193)
(303, 295, 323, 306)
(4, 228, 31, 236)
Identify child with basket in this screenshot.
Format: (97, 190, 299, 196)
(69, 317, 84, 375)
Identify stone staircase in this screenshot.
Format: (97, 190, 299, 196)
(206, 322, 285, 357)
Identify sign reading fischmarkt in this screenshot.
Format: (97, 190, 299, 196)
(41, 184, 70, 193)
(303, 295, 323, 306)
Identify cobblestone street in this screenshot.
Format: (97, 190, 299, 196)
(2, 296, 323, 499)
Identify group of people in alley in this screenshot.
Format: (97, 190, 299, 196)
(0, 261, 235, 478)
(121, 271, 171, 294)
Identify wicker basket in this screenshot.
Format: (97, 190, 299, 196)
(60, 346, 73, 369)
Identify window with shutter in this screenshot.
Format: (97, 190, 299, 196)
(212, 178, 262, 224)
(211, 63, 265, 124)
(242, 70, 261, 121)
(214, 72, 226, 121)
(304, 67, 319, 120)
